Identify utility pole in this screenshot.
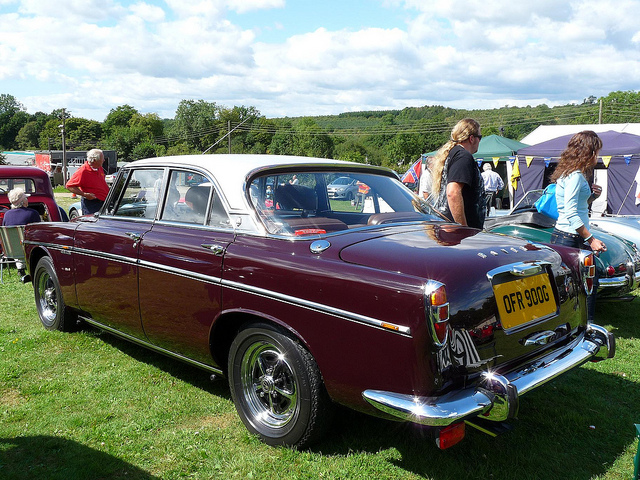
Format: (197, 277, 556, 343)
(599, 99, 603, 124)
(60, 109, 68, 183)
(228, 120, 231, 154)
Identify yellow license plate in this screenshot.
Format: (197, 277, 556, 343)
(494, 274, 556, 330)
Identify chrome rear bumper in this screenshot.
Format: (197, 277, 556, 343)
(362, 324, 614, 427)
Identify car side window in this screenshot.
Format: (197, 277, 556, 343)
(160, 170, 229, 228)
(112, 169, 164, 219)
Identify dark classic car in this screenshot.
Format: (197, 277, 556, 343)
(22, 155, 614, 449)
(0, 165, 66, 223)
(485, 190, 640, 301)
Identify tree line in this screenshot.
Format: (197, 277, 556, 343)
(1, 90, 639, 172)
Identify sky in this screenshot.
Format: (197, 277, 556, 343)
(1, 0, 640, 122)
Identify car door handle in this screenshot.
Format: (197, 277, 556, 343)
(126, 232, 142, 248)
(201, 244, 225, 256)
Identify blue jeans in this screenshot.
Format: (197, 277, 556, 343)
(81, 197, 104, 215)
(550, 228, 599, 322)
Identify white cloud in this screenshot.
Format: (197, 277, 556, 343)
(2, 0, 640, 121)
(226, 0, 285, 14)
(129, 2, 166, 23)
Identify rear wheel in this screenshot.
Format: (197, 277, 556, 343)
(228, 323, 333, 448)
(33, 257, 77, 331)
(68, 208, 79, 220)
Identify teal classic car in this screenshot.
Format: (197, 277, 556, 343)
(485, 191, 640, 301)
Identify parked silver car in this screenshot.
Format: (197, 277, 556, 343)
(327, 176, 359, 201)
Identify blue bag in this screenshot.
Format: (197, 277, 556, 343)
(534, 184, 558, 220)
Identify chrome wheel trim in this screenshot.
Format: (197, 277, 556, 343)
(240, 340, 299, 430)
(36, 270, 58, 327)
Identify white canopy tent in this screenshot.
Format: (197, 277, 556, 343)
(521, 124, 640, 146)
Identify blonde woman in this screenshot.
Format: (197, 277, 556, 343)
(431, 118, 485, 228)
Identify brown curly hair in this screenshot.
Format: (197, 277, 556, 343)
(550, 130, 602, 182)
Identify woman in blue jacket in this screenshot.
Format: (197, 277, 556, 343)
(550, 131, 606, 321)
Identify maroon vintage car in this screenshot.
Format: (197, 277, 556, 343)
(0, 165, 66, 223)
(22, 155, 614, 449)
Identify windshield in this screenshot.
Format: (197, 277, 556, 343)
(511, 190, 544, 214)
(249, 170, 444, 236)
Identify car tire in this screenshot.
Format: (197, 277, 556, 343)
(69, 209, 79, 220)
(228, 322, 333, 448)
(33, 257, 78, 332)
(346, 191, 354, 201)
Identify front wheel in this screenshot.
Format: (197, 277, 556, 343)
(228, 323, 333, 448)
(33, 257, 77, 332)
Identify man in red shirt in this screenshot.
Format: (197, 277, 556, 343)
(66, 149, 110, 215)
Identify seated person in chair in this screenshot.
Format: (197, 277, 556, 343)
(2, 188, 41, 227)
(2, 187, 40, 281)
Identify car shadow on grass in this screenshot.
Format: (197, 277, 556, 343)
(89, 327, 231, 399)
(314, 366, 638, 480)
(81, 325, 637, 479)
(0, 435, 160, 480)
(595, 296, 640, 340)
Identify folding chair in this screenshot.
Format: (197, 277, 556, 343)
(0, 225, 27, 284)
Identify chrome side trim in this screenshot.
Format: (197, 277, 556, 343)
(222, 278, 412, 336)
(138, 259, 223, 284)
(71, 247, 139, 266)
(80, 316, 224, 375)
(363, 323, 612, 427)
(29, 242, 411, 337)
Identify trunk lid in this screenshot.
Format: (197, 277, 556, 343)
(339, 224, 585, 380)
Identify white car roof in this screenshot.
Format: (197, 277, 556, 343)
(129, 154, 390, 212)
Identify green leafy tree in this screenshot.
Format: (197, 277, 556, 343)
(128, 112, 164, 138)
(384, 131, 424, 168)
(334, 138, 370, 164)
(217, 105, 267, 153)
(170, 99, 220, 152)
(599, 90, 640, 123)
(104, 125, 148, 161)
(38, 118, 65, 150)
(365, 114, 397, 149)
(131, 141, 164, 160)
(243, 117, 276, 154)
(292, 118, 334, 158)
(0, 95, 29, 149)
(103, 105, 138, 136)
(66, 118, 103, 150)
(166, 142, 197, 156)
(268, 121, 295, 155)
(15, 121, 41, 149)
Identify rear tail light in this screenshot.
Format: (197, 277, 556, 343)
(425, 281, 450, 346)
(436, 422, 465, 449)
(580, 251, 596, 295)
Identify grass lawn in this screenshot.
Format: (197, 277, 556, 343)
(1, 244, 639, 478)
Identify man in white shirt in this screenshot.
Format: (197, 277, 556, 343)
(418, 156, 434, 201)
(481, 163, 504, 214)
